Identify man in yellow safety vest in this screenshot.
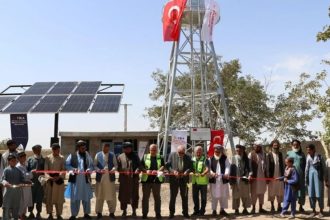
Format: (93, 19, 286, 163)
(141, 144, 165, 219)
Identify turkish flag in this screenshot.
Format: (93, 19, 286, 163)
(162, 0, 187, 41)
(207, 130, 225, 157)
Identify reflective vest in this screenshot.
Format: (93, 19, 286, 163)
(192, 156, 208, 185)
(141, 154, 164, 183)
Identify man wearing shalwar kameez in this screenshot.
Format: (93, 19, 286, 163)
(44, 143, 66, 220)
(66, 140, 94, 220)
(266, 140, 284, 212)
(326, 156, 330, 213)
(287, 139, 306, 212)
(248, 142, 267, 214)
(209, 144, 230, 217)
(117, 142, 141, 217)
(2, 153, 26, 220)
(277, 157, 299, 219)
(305, 144, 326, 218)
(27, 144, 45, 219)
(94, 143, 118, 219)
(16, 151, 33, 219)
(230, 145, 251, 215)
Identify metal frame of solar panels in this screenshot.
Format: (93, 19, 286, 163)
(0, 81, 124, 114)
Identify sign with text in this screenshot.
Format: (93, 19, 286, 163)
(10, 114, 29, 149)
(190, 127, 211, 141)
(171, 130, 188, 152)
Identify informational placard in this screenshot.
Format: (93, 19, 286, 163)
(190, 127, 211, 141)
(171, 130, 188, 152)
(138, 141, 148, 159)
(10, 114, 29, 149)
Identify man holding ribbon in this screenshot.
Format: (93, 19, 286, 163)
(141, 144, 165, 219)
(94, 143, 117, 219)
(66, 140, 94, 220)
(166, 145, 192, 218)
(209, 144, 230, 217)
(191, 145, 209, 216)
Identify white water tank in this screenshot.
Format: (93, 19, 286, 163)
(181, 0, 206, 27)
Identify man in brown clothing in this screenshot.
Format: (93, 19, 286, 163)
(44, 143, 66, 220)
(117, 142, 141, 217)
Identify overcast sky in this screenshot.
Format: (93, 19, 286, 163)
(0, 0, 329, 149)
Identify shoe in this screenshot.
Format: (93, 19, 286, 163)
(142, 215, 148, 219)
(250, 208, 256, 214)
(318, 212, 324, 218)
(97, 213, 102, 219)
(220, 209, 229, 216)
(122, 210, 127, 217)
(109, 213, 116, 218)
(199, 211, 205, 216)
(36, 213, 42, 220)
(68, 216, 76, 220)
(271, 206, 275, 213)
(235, 209, 239, 215)
(242, 209, 249, 215)
(299, 206, 305, 213)
(28, 213, 35, 219)
(259, 208, 267, 214)
(279, 213, 285, 218)
(169, 213, 174, 219)
(56, 216, 63, 220)
(84, 214, 92, 219)
(277, 206, 282, 212)
(191, 211, 199, 216)
(212, 210, 217, 216)
(156, 214, 162, 219)
(288, 214, 295, 219)
(132, 209, 137, 217)
(47, 214, 54, 220)
(183, 213, 190, 218)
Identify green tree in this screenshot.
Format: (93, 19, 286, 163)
(271, 73, 326, 141)
(145, 59, 273, 143)
(317, 6, 330, 42)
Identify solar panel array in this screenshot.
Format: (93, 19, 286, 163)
(0, 81, 122, 114)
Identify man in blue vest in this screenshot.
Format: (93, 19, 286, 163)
(94, 143, 118, 219)
(191, 145, 209, 216)
(141, 144, 165, 219)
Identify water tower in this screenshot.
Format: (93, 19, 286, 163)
(158, 0, 235, 157)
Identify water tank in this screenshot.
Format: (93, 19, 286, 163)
(181, 0, 206, 27)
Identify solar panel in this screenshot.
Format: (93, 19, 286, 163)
(73, 81, 101, 94)
(23, 82, 55, 95)
(91, 95, 121, 112)
(48, 82, 78, 94)
(60, 95, 95, 112)
(3, 96, 42, 113)
(32, 95, 69, 113)
(0, 96, 16, 111)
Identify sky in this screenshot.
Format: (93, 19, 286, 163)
(0, 0, 329, 149)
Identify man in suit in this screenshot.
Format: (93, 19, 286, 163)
(166, 145, 192, 218)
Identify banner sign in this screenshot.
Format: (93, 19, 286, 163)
(10, 114, 29, 149)
(138, 141, 148, 160)
(190, 127, 211, 141)
(201, 0, 220, 42)
(171, 130, 188, 152)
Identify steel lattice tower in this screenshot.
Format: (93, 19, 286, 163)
(158, 0, 235, 157)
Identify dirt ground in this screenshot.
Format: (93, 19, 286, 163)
(14, 182, 330, 220)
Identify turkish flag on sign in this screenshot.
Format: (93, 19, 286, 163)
(162, 0, 187, 41)
(208, 130, 225, 157)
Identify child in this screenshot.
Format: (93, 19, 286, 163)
(1, 153, 25, 220)
(277, 157, 299, 219)
(16, 151, 33, 220)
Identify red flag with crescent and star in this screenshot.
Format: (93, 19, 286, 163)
(207, 129, 225, 157)
(162, 0, 187, 41)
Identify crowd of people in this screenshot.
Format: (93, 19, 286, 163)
(0, 139, 330, 220)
